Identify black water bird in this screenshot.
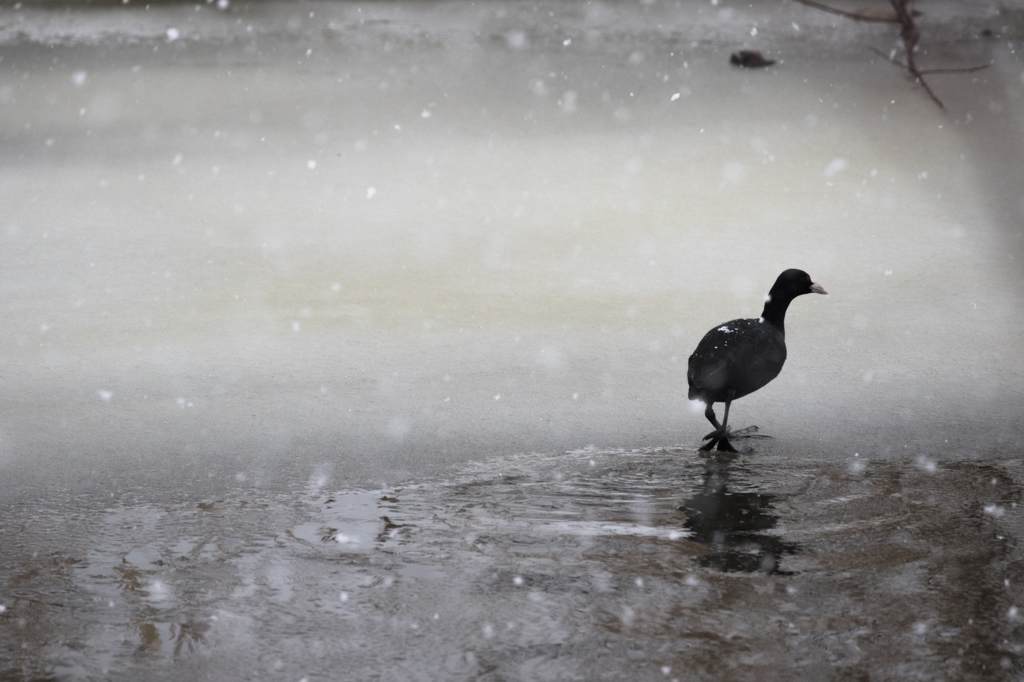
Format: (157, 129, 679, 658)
(729, 50, 775, 68)
(687, 269, 827, 452)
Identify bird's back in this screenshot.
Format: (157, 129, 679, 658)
(687, 317, 786, 403)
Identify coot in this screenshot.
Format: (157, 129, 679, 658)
(687, 269, 827, 452)
(729, 50, 775, 68)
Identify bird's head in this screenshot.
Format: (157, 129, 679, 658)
(769, 269, 828, 301)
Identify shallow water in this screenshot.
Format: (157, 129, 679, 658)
(4, 446, 1024, 680)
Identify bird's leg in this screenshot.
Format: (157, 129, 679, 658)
(701, 403, 723, 449)
(715, 400, 739, 452)
(702, 403, 722, 437)
(700, 402, 738, 452)
(698, 392, 767, 452)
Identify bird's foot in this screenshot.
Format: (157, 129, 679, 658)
(699, 430, 739, 453)
(700, 425, 767, 453)
(729, 425, 772, 440)
(703, 425, 771, 442)
(716, 437, 740, 453)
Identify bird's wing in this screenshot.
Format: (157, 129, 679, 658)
(687, 318, 785, 400)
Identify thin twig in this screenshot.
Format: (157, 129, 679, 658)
(868, 46, 945, 109)
(868, 47, 946, 108)
(791, 0, 899, 23)
(867, 46, 913, 74)
(796, 0, 988, 109)
(918, 65, 989, 76)
(915, 79, 945, 109)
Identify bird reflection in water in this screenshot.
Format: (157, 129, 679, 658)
(680, 458, 798, 574)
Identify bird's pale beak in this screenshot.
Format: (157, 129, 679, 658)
(810, 282, 828, 295)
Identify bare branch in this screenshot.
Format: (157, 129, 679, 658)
(867, 46, 913, 74)
(918, 64, 989, 76)
(791, 0, 899, 23)
(867, 46, 945, 109)
(912, 76, 945, 110)
(798, 0, 983, 109)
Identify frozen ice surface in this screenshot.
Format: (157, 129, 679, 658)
(1, 0, 1023, 494)
(2, 0, 1024, 677)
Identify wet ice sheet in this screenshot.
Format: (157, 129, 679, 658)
(3, 447, 1023, 680)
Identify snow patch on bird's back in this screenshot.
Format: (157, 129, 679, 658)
(717, 325, 733, 333)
